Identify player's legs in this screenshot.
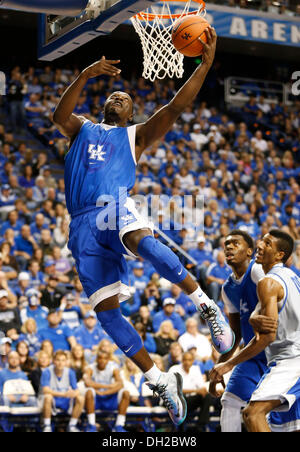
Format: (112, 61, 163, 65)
(67, 394, 84, 432)
(221, 359, 268, 432)
(221, 393, 246, 433)
(112, 389, 130, 432)
(94, 295, 187, 426)
(269, 398, 300, 432)
(123, 228, 235, 354)
(42, 394, 53, 432)
(85, 389, 97, 432)
(243, 400, 282, 432)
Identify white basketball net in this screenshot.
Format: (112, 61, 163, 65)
(130, 1, 206, 82)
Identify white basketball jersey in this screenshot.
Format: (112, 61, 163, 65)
(264, 264, 300, 364)
(90, 361, 118, 385)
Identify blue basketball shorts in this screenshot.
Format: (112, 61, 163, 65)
(68, 198, 153, 309)
(222, 358, 268, 405)
(95, 393, 119, 411)
(269, 396, 300, 432)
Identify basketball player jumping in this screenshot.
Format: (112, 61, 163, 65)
(210, 230, 300, 432)
(53, 27, 234, 426)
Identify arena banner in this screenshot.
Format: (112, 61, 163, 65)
(150, 2, 300, 47)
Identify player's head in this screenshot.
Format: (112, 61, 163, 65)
(96, 351, 110, 370)
(103, 91, 133, 125)
(224, 230, 254, 268)
(256, 230, 294, 266)
(53, 350, 68, 370)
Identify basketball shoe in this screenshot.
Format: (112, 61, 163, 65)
(147, 372, 187, 426)
(198, 304, 235, 354)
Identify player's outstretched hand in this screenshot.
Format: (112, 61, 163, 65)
(83, 56, 121, 79)
(198, 26, 217, 69)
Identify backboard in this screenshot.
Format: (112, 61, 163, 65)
(37, 0, 160, 61)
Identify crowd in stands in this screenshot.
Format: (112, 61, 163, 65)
(211, 0, 300, 16)
(0, 60, 299, 432)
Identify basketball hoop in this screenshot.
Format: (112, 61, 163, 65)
(131, 0, 206, 82)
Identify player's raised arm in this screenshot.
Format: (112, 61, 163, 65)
(53, 56, 121, 140)
(135, 26, 217, 161)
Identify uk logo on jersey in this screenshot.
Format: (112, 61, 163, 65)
(88, 144, 106, 162)
(240, 299, 249, 315)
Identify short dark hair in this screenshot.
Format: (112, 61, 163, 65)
(269, 230, 294, 263)
(226, 230, 254, 250)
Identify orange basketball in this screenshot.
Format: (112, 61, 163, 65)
(171, 16, 210, 57)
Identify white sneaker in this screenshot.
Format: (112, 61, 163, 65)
(147, 371, 187, 426)
(67, 425, 80, 432)
(198, 304, 235, 355)
(43, 426, 52, 432)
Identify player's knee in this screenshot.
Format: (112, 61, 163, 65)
(76, 394, 84, 406)
(123, 229, 152, 255)
(85, 389, 95, 401)
(44, 394, 53, 404)
(242, 403, 257, 426)
(122, 390, 130, 402)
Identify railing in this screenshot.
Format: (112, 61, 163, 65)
(224, 76, 292, 106)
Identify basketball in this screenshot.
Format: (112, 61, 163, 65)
(171, 15, 210, 57)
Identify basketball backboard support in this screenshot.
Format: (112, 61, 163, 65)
(37, 0, 160, 61)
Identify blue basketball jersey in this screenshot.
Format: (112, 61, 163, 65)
(64, 120, 137, 217)
(222, 260, 266, 362)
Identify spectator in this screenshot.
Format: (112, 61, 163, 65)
(0, 351, 37, 408)
(0, 185, 17, 218)
(0, 242, 19, 273)
(40, 340, 54, 363)
(15, 340, 36, 375)
(14, 224, 38, 270)
(40, 275, 64, 310)
(0, 271, 17, 308)
(206, 251, 232, 303)
(188, 236, 215, 284)
(59, 293, 85, 330)
(130, 305, 154, 333)
(74, 311, 106, 362)
(0, 337, 12, 370)
(18, 318, 41, 357)
(0, 290, 21, 336)
(20, 288, 49, 331)
(170, 351, 213, 432)
(129, 262, 149, 296)
(154, 320, 177, 356)
(120, 358, 146, 408)
(38, 310, 76, 352)
(30, 213, 49, 243)
(28, 350, 51, 395)
(152, 298, 186, 337)
(7, 70, 26, 133)
(40, 350, 84, 432)
(162, 341, 183, 371)
(134, 321, 157, 354)
(27, 259, 46, 289)
(14, 271, 32, 303)
(70, 344, 89, 383)
(0, 210, 23, 237)
(164, 284, 197, 318)
(83, 350, 130, 432)
(178, 318, 213, 361)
